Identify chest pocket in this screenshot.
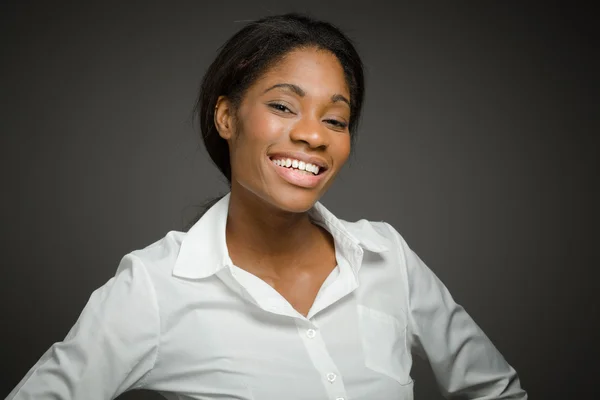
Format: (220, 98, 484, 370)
(357, 304, 413, 386)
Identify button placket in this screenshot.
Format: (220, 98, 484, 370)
(295, 319, 347, 400)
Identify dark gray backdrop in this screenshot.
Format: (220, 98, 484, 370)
(1, 1, 596, 399)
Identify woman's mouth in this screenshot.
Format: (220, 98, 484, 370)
(268, 156, 327, 188)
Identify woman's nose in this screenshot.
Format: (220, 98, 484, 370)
(289, 116, 329, 149)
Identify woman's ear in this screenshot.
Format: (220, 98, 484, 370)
(214, 96, 234, 140)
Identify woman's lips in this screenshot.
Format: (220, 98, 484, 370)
(269, 157, 326, 188)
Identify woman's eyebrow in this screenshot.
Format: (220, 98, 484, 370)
(331, 93, 351, 107)
(263, 83, 305, 96)
(263, 83, 350, 107)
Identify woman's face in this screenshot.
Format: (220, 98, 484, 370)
(216, 47, 352, 213)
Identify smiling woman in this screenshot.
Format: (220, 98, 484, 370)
(7, 13, 527, 400)
(216, 47, 351, 212)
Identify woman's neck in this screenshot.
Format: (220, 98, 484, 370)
(225, 186, 321, 266)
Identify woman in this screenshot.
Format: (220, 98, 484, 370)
(8, 13, 527, 400)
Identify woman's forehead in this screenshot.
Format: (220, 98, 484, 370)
(253, 48, 350, 98)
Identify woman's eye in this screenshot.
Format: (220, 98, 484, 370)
(268, 103, 292, 113)
(325, 119, 348, 129)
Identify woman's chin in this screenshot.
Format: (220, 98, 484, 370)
(268, 191, 320, 214)
(234, 180, 323, 214)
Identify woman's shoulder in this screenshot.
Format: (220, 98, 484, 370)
(124, 229, 187, 279)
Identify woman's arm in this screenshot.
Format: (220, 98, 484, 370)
(386, 223, 527, 399)
(7, 254, 160, 399)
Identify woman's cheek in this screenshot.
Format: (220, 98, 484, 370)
(247, 111, 288, 141)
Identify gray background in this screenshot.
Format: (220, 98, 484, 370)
(1, 1, 597, 399)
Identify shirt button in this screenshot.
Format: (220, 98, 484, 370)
(326, 372, 336, 383)
(306, 329, 316, 338)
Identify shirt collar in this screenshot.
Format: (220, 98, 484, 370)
(172, 192, 391, 280)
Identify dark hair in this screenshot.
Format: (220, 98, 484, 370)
(185, 13, 365, 230)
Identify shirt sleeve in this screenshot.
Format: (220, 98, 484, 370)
(385, 223, 527, 399)
(7, 253, 160, 399)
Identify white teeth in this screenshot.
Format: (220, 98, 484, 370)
(271, 157, 321, 175)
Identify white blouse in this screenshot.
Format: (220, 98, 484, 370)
(8, 193, 527, 400)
